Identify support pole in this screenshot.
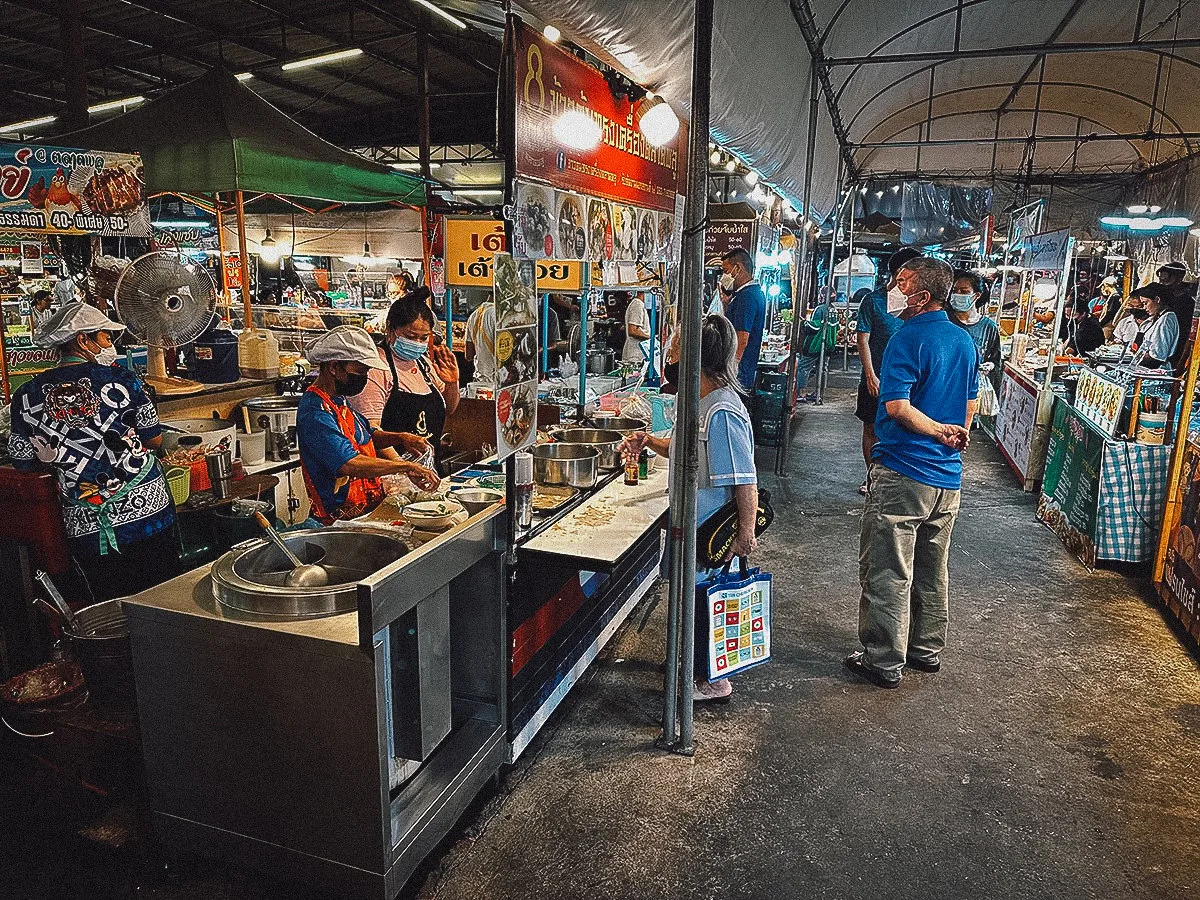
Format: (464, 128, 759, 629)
(234, 191, 254, 330)
(661, 0, 713, 756)
(775, 59, 820, 478)
(818, 160, 847, 404)
(58, 0, 88, 132)
(214, 196, 232, 318)
(418, 32, 433, 182)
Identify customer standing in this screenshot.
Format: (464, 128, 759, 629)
(847, 257, 978, 689)
(719, 248, 766, 393)
(855, 247, 921, 493)
(948, 272, 1002, 397)
(621, 315, 758, 702)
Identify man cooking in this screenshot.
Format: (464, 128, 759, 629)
(7, 303, 180, 603)
(299, 326, 440, 525)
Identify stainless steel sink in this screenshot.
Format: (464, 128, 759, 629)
(211, 528, 411, 618)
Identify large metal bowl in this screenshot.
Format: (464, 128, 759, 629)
(211, 528, 410, 618)
(552, 427, 625, 471)
(589, 416, 649, 436)
(532, 443, 599, 488)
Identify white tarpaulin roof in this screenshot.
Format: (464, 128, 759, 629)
(497, 0, 1200, 220)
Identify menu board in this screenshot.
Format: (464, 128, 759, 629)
(0, 142, 149, 236)
(1073, 368, 1126, 437)
(493, 253, 538, 460)
(1161, 441, 1200, 640)
(1037, 399, 1103, 568)
(996, 369, 1039, 479)
(512, 180, 667, 265)
(447, 215, 583, 291)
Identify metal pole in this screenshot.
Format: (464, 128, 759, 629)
(417, 32, 433, 182)
(775, 59, 820, 478)
(577, 280, 589, 421)
(234, 190, 254, 330)
(661, 0, 712, 756)
(58, 0, 88, 132)
(541, 293, 550, 375)
(817, 163, 846, 405)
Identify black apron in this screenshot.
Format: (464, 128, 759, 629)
(380, 343, 446, 445)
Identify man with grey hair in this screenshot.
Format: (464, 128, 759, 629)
(846, 256, 979, 689)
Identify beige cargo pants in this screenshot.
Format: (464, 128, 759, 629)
(858, 464, 960, 677)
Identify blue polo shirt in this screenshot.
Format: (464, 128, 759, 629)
(727, 282, 766, 390)
(873, 310, 979, 490)
(857, 285, 904, 384)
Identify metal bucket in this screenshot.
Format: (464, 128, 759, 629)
(67, 599, 134, 712)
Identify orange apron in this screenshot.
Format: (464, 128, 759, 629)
(301, 386, 385, 525)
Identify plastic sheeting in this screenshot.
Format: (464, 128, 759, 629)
(515, 0, 841, 219)
(900, 182, 994, 246)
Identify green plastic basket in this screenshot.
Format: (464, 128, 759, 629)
(165, 466, 191, 506)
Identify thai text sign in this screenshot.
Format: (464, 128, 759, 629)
(1024, 228, 1071, 272)
(446, 218, 581, 290)
(513, 21, 684, 213)
(0, 142, 149, 236)
(1037, 398, 1103, 568)
(704, 219, 755, 260)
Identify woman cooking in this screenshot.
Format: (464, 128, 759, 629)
(350, 289, 460, 456)
(620, 315, 758, 704)
(7, 303, 181, 603)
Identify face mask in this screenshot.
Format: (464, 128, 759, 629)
(337, 370, 370, 397)
(391, 335, 428, 361)
(719, 272, 736, 292)
(83, 335, 118, 367)
(1131, 309, 1150, 322)
(886, 285, 908, 315)
(949, 293, 976, 313)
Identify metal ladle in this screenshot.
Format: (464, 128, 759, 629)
(253, 511, 330, 588)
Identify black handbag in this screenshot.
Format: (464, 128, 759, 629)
(696, 488, 774, 568)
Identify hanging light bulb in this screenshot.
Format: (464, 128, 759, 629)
(259, 228, 281, 264)
(362, 240, 373, 259)
(709, 149, 722, 166)
(1032, 277, 1059, 301)
(725, 158, 737, 173)
(553, 109, 602, 150)
(744, 170, 760, 187)
(635, 93, 680, 148)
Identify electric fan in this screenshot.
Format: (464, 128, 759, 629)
(113, 251, 218, 395)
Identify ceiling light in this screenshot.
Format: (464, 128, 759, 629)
(744, 170, 760, 187)
(258, 229, 281, 265)
(729, 189, 738, 199)
(0, 115, 58, 133)
(1126, 204, 1149, 214)
(87, 95, 144, 114)
(1158, 216, 1194, 228)
(281, 48, 364, 71)
(390, 161, 441, 171)
(452, 189, 505, 198)
(725, 159, 737, 172)
(891, 184, 901, 193)
(1100, 215, 1133, 227)
(543, 25, 562, 42)
(1150, 205, 1162, 214)
(1128, 217, 1161, 231)
(635, 94, 679, 148)
(553, 109, 601, 150)
(1032, 278, 1059, 301)
(410, 0, 467, 29)
(235, 72, 254, 82)
(709, 149, 722, 166)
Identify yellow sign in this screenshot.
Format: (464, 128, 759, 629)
(446, 217, 582, 291)
(496, 330, 514, 362)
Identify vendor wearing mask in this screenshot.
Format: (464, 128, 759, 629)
(349, 290, 459, 452)
(28, 290, 54, 334)
(7, 303, 180, 603)
(1064, 298, 1106, 356)
(1133, 286, 1179, 370)
(1111, 294, 1149, 346)
(299, 326, 440, 526)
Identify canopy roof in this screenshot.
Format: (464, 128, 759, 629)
(508, 0, 1200, 222)
(59, 69, 425, 206)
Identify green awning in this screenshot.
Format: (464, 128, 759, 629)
(59, 69, 425, 206)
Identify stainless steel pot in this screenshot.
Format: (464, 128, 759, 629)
(532, 443, 599, 488)
(585, 348, 615, 375)
(161, 417, 237, 454)
(589, 416, 649, 437)
(66, 599, 133, 711)
(553, 427, 624, 471)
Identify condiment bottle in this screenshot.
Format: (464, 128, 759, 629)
(624, 452, 640, 486)
(638, 448, 649, 479)
(514, 452, 534, 530)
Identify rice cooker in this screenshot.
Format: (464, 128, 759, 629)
(243, 396, 301, 461)
(161, 418, 238, 455)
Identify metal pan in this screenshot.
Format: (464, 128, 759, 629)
(552, 427, 624, 471)
(532, 443, 599, 488)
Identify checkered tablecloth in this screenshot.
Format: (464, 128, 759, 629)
(1096, 439, 1172, 562)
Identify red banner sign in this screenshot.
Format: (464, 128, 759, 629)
(513, 21, 685, 213)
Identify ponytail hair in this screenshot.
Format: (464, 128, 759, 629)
(700, 314, 745, 395)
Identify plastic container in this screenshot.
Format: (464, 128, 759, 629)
(238, 329, 281, 380)
(1136, 411, 1168, 445)
(192, 331, 241, 383)
(189, 457, 212, 492)
(237, 429, 267, 465)
(66, 600, 134, 712)
(165, 465, 191, 506)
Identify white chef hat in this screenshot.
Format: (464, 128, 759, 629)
(304, 325, 389, 370)
(34, 302, 127, 348)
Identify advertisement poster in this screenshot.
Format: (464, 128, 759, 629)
(1037, 399, 1103, 568)
(494, 253, 539, 460)
(995, 369, 1039, 479)
(429, 257, 445, 301)
(223, 252, 244, 291)
(1073, 368, 1126, 437)
(446, 218, 507, 287)
(0, 142, 149, 236)
(19, 240, 43, 275)
(513, 21, 685, 213)
(1024, 228, 1072, 272)
(512, 179, 665, 265)
(1161, 441, 1200, 640)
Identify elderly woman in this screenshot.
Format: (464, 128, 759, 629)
(7, 303, 180, 603)
(622, 315, 758, 703)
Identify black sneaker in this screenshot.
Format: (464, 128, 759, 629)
(844, 652, 901, 689)
(906, 657, 941, 673)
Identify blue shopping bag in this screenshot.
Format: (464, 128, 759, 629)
(699, 557, 772, 681)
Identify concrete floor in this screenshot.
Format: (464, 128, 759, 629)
(415, 386, 1200, 900)
(3, 384, 1198, 900)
